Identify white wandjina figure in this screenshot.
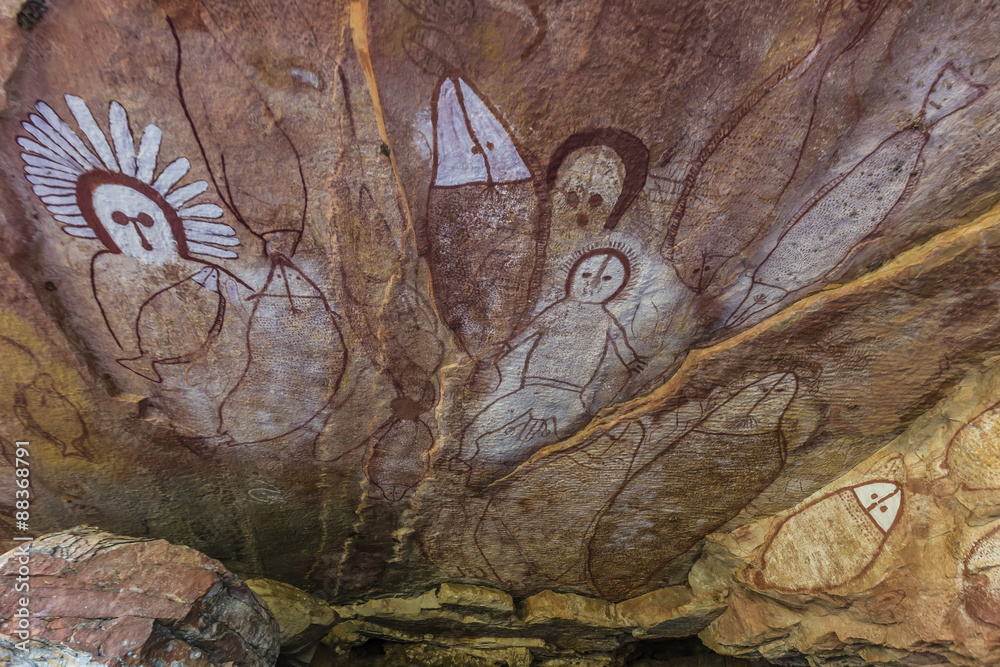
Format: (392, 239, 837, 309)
(458, 247, 646, 489)
(18, 95, 244, 382)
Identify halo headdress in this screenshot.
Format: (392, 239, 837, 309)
(18, 95, 239, 260)
(561, 241, 640, 299)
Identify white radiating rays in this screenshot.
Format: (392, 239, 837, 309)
(18, 94, 239, 260)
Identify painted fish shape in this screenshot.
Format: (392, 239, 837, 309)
(586, 372, 798, 601)
(14, 374, 93, 462)
(117, 266, 225, 382)
(420, 73, 549, 360)
(663, 0, 899, 294)
(0, 337, 94, 462)
(943, 400, 1000, 491)
(218, 258, 346, 445)
(726, 63, 986, 328)
(963, 525, 1000, 628)
(754, 480, 902, 593)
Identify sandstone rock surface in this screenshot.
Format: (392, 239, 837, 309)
(246, 576, 338, 654)
(0, 526, 280, 666)
(2, 0, 1000, 663)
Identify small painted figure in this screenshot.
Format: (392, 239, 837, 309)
(458, 247, 645, 489)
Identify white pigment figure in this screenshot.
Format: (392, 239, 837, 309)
(458, 247, 646, 489)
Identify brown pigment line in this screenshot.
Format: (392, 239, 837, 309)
(522, 200, 1000, 463)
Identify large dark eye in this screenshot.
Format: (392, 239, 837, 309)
(137, 213, 155, 228)
(112, 211, 129, 226)
(566, 190, 580, 207)
(602, 275, 612, 280)
(486, 141, 494, 150)
(588, 193, 604, 208)
(471, 145, 482, 154)
(581, 272, 592, 278)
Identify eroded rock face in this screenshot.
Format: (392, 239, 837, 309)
(2, 0, 1000, 663)
(0, 527, 279, 666)
(245, 577, 338, 655)
(325, 579, 725, 664)
(694, 350, 1000, 665)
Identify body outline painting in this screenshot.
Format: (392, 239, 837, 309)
(165, 13, 348, 448)
(214, 254, 347, 447)
(457, 246, 646, 489)
(584, 371, 798, 600)
(420, 70, 550, 376)
(660, 0, 898, 295)
(17, 93, 248, 384)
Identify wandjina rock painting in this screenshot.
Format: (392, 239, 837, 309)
(726, 63, 986, 328)
(753, 480, 903, 593)
(662, 0, 895, 294)
(18, 96, 235, 260)
(963, 524, 1000, 628)
(17, 95, 246, 386)
(545, 128, 649, 237)
(456, 245, 646, 490)
(586, 372, 798, 601)
(8, 0, 1000, 662)
(944, 399, 1000, 491)
(420, 72, 550, 365)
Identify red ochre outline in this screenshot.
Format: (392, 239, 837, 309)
(544, 128, 649, 231)
(754, 478, 903, 593)
(76, 170, 193, 260)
